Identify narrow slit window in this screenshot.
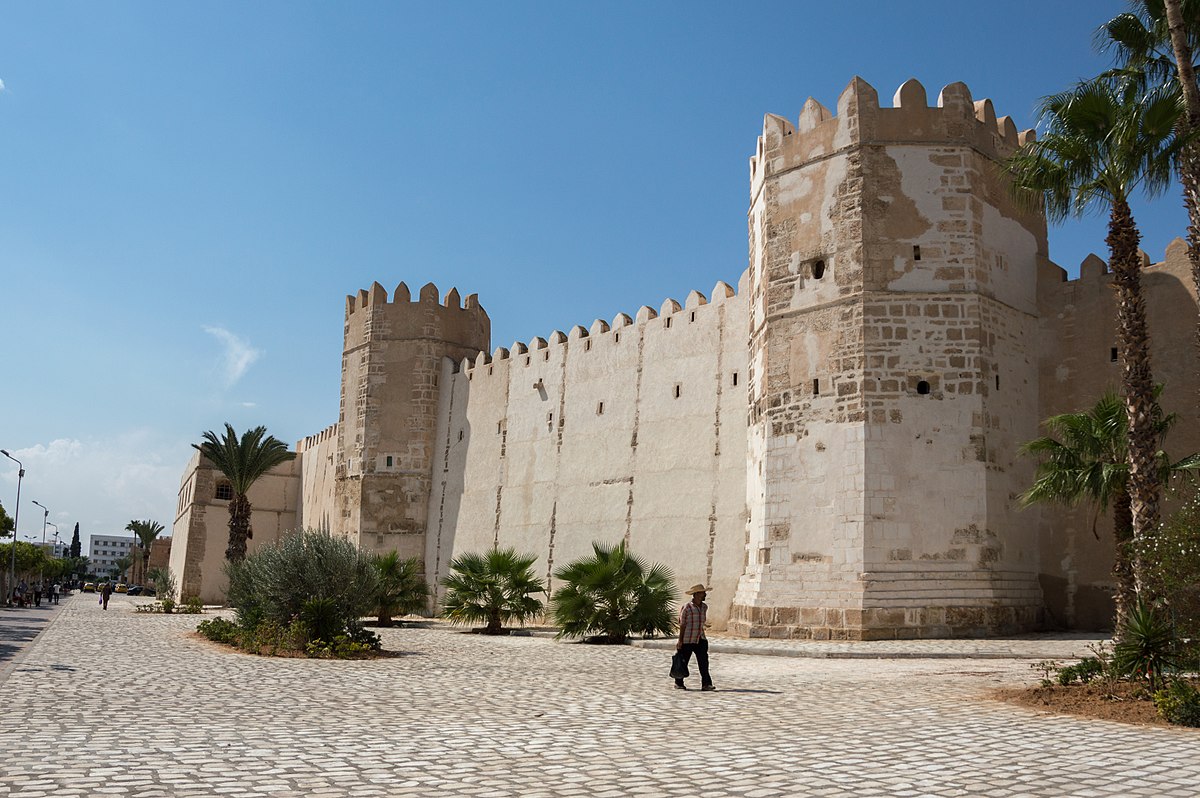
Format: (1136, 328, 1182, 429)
(1110, 347, 1118, 362)
(732, 371, 739, 387)
(497, 422, 502, 435)
(995, 375, 1000, 390)
(488, 366, 493, 375)
(674, 384, 681, 399)
(458, 430, 464, 442)
(544, 351, 550, 361)
(913, 245, 922, 261)
(385, 456, 393, 468)
(525, 356, 531, 366)
(597, 401, 604, 415)
(917, 380, 931, 395)
(665, 317, 672, 329)
(585, 339, 592, 351)
(813, 378, 820, 396)
(690, 311, 696, 323)
(614, 332, 620, 343)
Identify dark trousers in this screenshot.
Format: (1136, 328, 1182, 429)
(675, 638, 712, 687)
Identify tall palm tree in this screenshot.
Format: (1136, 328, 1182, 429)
(1102, 1, 1200, 390)
(550, 540, 677, 643)
(1007, 78, 1189, 574)
(125, 519, 164, 585)
(193, 424, 295, 562)
(440, 548, 545, 634)
(1021, 390, 1198, 614)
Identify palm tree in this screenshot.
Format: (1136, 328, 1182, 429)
(1102, 1, 1200, 391)
(1006, 78, 1189, 570)
(193, 424, 295, 562)
(440, 548, 545, 635)
(125, 519, 164, 585)
(550, 540, 676, 643)
(113, 553, 134, 583)
(373, 552, 430, 627)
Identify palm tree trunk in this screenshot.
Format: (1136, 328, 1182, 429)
(486, 608, 502, 635)
(1112, 489, 1135, 625)
(1163, 0, 1200, 409)
(225, 494, 253, 562)
(1107, 199, 1161, 596)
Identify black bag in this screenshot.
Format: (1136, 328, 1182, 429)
(669, 651, 690, 680)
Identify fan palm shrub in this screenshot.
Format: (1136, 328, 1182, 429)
(373, 551, 430, 626)
(550, 541, 677, 643)
(1021, 390, 1199, 617)
(440, 548, 545, 634)
(225, 528, 380, 643)
(193, 424, 296, 562)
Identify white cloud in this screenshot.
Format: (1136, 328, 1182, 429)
(0, 432, 186, 546)
(203, 326, 262, 388)
(0, 79, 6, 92)
(241, 402, 258, 408)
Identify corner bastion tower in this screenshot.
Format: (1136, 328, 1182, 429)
(729, 78, 1048, 639)
(336, 282, 490, 558)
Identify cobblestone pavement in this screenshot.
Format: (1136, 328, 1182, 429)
(0, 600, 63, 674)
(1, 595, 1197, 798)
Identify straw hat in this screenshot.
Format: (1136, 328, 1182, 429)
(685, 584, 709, 595)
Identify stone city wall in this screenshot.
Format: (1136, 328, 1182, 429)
(425, 276, 749, 627)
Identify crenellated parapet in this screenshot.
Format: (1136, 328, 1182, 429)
(343, 280, 490, 352)
(460, 279, 740, 376)
(1043, 239, 1185, 289)
(749, 77, 1037, 199)
(297, 422, 339, 454)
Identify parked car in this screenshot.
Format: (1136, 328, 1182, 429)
(82, 582, 96, 593)
(127, 585, 144, 596)
(114, 583, 128, 593)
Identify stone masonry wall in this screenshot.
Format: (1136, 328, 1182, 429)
(426, 279, 749, 628)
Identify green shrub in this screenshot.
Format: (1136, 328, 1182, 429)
(225, 528, 380, 641)
(1056, 657, 1106, 686)
(373, 552, 430, 627)
(550, 541, 676, 643)
(1153, 680, 1200, 727)
(1114, 601, 1176, 690)
(441, 547, 545, 634)
(1136, 495, 1200, 661)
(160, 597, 176, 614)
(176, 595, 204, 614)
(197, 617, 242, 646)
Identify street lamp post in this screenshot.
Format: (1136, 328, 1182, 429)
(32, 500, 48, 593)
(1, 450, 23, 607)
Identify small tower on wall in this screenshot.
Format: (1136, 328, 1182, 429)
(730, 78, 1050, 639)
(336, 281, 490, 560)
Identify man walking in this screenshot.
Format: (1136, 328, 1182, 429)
(101, 581, 113, 611)
(674, 584, 715, 691)
(52, 582, 61, 604)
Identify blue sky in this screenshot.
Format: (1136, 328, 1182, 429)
(0, 1, 1188, 549)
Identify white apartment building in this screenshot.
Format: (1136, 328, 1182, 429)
(89, 534, 138, 578)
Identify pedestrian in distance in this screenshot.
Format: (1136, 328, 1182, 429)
(674, 584, 715, 692)
(33, 583, 42, 607)
(100, 581, 113, 610)
(52, 582, 60, 604)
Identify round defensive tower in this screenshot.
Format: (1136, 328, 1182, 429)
(336, 280, 490, 559)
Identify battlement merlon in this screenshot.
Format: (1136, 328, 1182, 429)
(749, 77, 1037, 198)
(342, 280, 491, 353)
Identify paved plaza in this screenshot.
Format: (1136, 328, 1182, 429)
(1, 595, 1198, 797)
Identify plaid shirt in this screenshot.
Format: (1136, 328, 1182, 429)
(679, 601, 707, 645)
